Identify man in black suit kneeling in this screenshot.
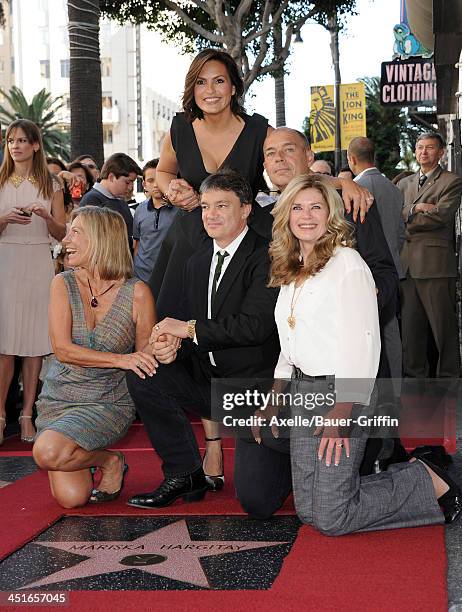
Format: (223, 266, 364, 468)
(126, 169, 280, 508)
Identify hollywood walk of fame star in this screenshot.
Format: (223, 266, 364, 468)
(23, 520, 288, 589)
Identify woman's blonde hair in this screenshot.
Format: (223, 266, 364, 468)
(71, 206, 133, 281)
(0, 119, 54, 199)
(268, 174, 355, 287)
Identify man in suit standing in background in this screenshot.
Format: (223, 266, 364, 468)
(347, 136, 405, 378)
(398, 132, 462, 378)
(126, 169, 280, 508)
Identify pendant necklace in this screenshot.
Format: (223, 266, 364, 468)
(87, 279, 115, 308)
(287, 279, 306, 329)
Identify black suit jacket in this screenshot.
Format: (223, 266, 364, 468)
(148, 203, 273, 320)
(178, 228, 280, 380)
(346, 202, 398, 315)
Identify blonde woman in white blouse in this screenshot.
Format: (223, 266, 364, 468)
(266, 174, 460, 534)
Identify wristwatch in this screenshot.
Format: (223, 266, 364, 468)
(187, 319, 196, 339)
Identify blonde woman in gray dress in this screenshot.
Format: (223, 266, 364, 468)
(0, 119, 66, 445)
(33, 206, 159, 508)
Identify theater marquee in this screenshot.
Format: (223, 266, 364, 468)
(380, 57, 436, 107)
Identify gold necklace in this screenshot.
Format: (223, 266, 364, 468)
(287, 279, 306, 329)
(9, 173, 38, 188)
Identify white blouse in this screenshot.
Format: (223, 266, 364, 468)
(274, 247, 381, 403)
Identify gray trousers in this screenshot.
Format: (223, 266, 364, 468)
(291, 435, 444, 535)
(382, 314, 403, 381)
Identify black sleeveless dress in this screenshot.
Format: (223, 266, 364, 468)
(149, 112, 273, 319)
(170, 111, 268, 195)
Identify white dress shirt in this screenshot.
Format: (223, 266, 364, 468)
(204, 226, 249, 366)
(354, 166, 379, 182)
(274, 246, 381, 403)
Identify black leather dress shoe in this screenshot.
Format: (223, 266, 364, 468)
(127, 469, 208, 509)
(418, 456, 462, 524)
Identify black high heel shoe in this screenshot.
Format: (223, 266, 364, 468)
(418, 456, 462, 524)
(203, 436, 224, 492)
(89, 452, 128, 503)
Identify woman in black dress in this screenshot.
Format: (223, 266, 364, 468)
(149, 49, 272, 490)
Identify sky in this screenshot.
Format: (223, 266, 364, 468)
(140, 0, 400, 130)
(248, 0, 400, 129)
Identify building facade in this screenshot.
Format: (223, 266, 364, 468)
(2, 0, 183, 163)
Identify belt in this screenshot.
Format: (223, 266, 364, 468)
(292, 367, 328, 381)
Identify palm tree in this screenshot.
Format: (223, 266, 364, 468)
(67, 0, 104, 166)
(0, 86, 71, 161)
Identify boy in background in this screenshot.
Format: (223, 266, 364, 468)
(133, 159, 177, 283)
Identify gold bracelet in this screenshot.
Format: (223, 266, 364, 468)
(187, 319, 196, 339)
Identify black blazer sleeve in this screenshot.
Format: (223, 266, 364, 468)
(347, 203, 398, 311)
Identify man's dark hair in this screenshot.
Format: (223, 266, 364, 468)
(74, 154, 99, 169)
(46, 157, 66, 172)
(142, 158, 159, 179)
(416, 132, 446, 148)
(338, 165, 353, 176)
(199, 168, 253, 206)
(100, 153, 142, 180)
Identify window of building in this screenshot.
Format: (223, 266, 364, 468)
(0, 59, 4, 73)
(40, 60, 50, 79)
(101, 57, 111, 77)
(60, 59, 70, 78)
(103, 125, 113, 144)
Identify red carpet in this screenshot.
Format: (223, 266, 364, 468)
(1, 446, 448, 611)
(0, 421, 235, 455)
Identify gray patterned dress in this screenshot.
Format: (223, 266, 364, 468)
(36, 271, 137, 451)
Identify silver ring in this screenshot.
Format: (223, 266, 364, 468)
(155, 324, 160, 330)
(336, 442, 344, 448)
(137, 362, 142, 368)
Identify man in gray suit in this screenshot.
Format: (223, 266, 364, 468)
(398, 132, 462, 378)
(347, 136, 405, 378)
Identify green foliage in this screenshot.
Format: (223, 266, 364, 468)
(359, 76, 403, 177)
(0, 86, 70, 161)
(100, 1, 359, 86)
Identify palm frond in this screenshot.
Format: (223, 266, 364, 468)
(0, 86, 70, 160)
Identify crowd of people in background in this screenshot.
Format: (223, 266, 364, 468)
(1, 48, 462, 531)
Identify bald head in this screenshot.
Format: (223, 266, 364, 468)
(310, 160, 333, 176)
(263, 127, 315, 191)
(347, 137, 375, 175)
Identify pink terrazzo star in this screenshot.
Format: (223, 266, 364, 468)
(23, 520, 287, 589)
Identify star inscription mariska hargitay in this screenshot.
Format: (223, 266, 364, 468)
(23, 520, 287, 589)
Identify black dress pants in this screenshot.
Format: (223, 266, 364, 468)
(234, 434, 292, 520)
(126, 359, 212, 478)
